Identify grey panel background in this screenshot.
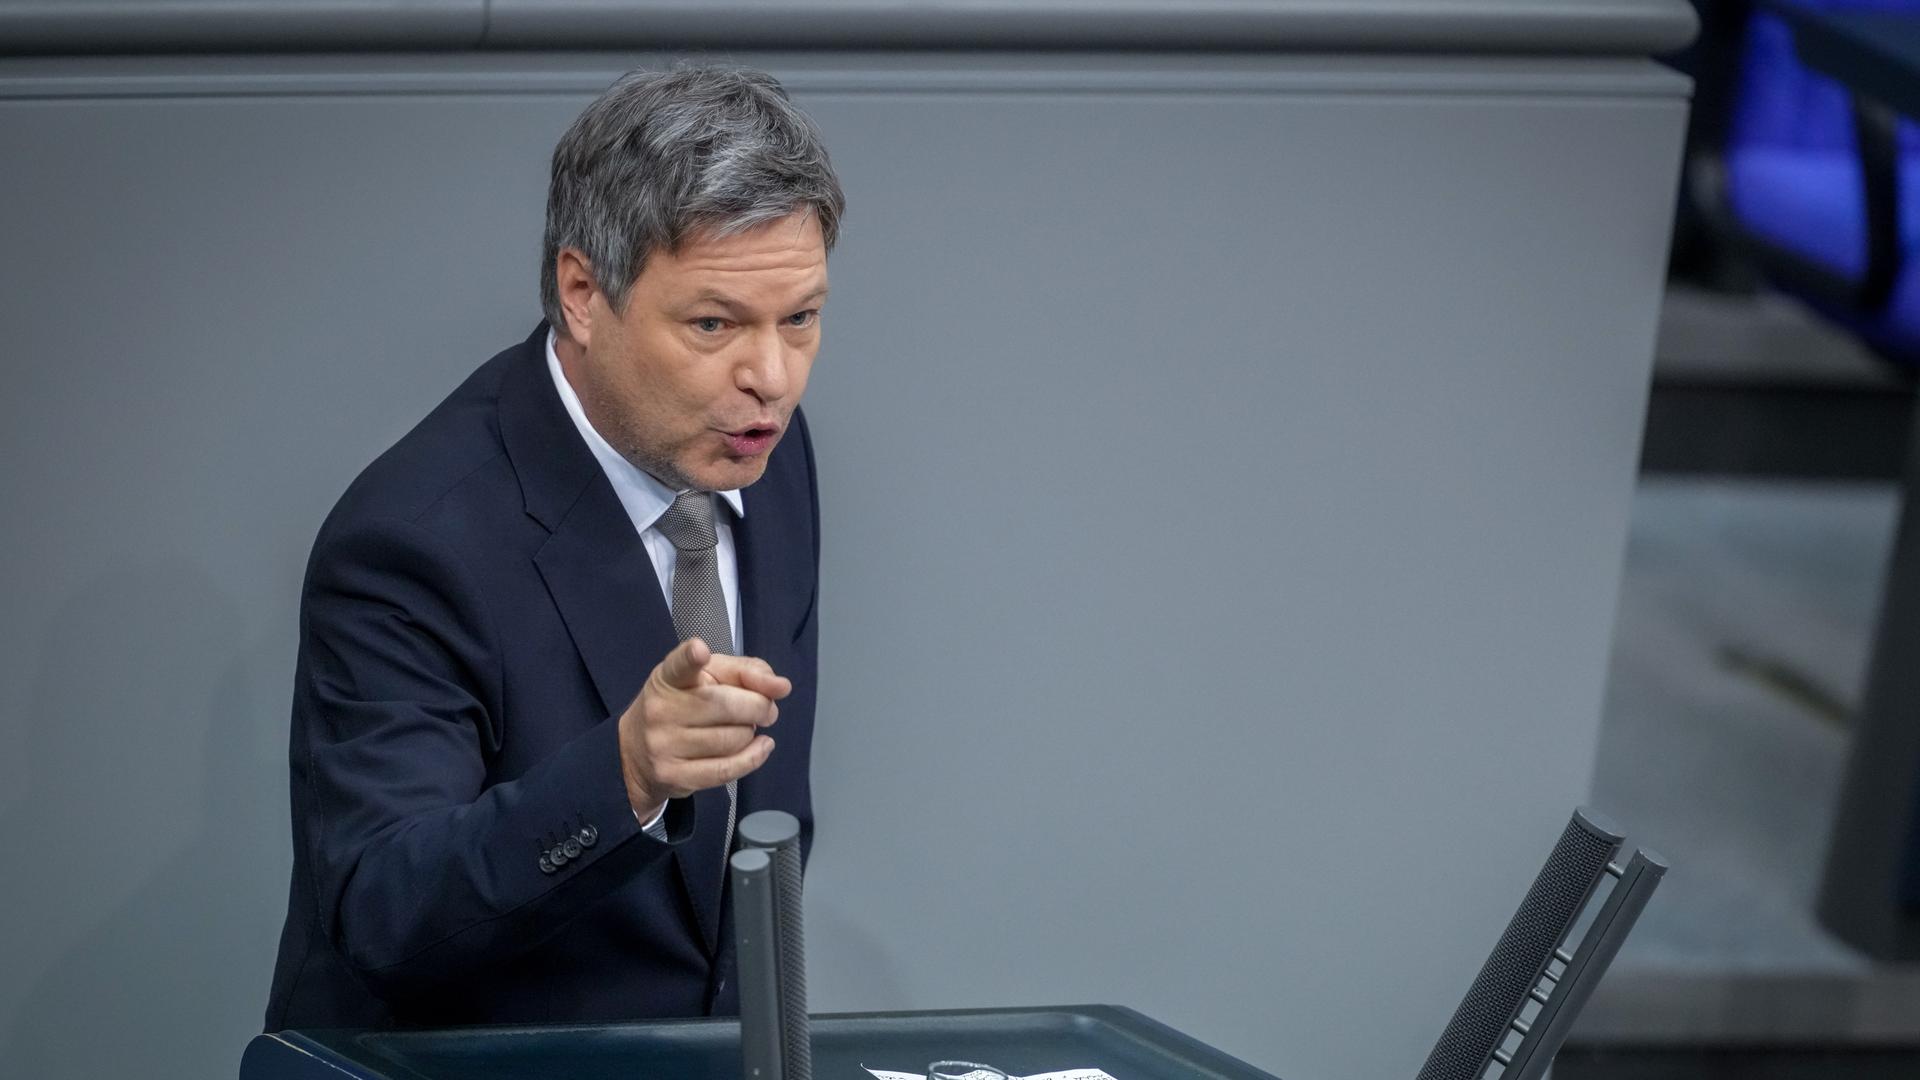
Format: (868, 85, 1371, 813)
(0, 51, 1686, 1080)
(0, 0, 1698, 55)
(0, 0, 486, 51)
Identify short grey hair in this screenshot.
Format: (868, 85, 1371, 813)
(540, 65, 845, 332)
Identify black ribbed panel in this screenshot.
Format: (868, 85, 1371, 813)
(1415, 815, 1620, 1080)
(771, 840, 811, 1080)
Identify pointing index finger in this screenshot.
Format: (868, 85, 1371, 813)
(705, 653, 793, 700)
(658, 636, 713, 690)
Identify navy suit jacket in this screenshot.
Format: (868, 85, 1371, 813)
(265, 324, 819, 1030)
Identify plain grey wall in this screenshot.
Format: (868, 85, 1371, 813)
(0, 44, 1687, 1080)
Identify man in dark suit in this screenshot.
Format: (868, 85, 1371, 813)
(265, 65, 844, 1030)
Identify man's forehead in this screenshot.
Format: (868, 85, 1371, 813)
(675, 212, 824, 263)
(655, 225, 827, 298)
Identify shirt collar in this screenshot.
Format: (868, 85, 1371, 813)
(544, 327, 745, 532)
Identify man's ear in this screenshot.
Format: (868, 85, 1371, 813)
(554, 248, 599, 349)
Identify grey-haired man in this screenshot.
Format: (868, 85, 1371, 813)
(266, 65, 841, 1029)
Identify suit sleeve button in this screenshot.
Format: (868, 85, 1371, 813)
(562, 837, 583, 859)
(549, 846, 570, 868)
(539, 854, 557, 875)
(578, 825, 598, 848)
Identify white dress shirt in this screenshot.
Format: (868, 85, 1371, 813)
(545, 328, 745, 836)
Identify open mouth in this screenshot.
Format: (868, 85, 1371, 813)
(723, 425, 779, 456)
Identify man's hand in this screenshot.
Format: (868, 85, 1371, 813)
(618, 636, 791, 823)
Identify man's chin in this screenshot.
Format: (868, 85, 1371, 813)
(687, 455, 771, 493)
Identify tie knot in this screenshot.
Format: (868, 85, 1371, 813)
(656, 491, 719, 552)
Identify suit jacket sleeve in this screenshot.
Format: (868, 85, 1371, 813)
(294, 512, 678, 1001)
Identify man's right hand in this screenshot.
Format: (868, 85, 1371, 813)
(617, 636, 790, 824)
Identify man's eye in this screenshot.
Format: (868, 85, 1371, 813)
(693, 317, 725, 333)
(786, 310, 819, 328)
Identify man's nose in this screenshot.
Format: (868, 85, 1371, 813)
(736, 328, 792, 404)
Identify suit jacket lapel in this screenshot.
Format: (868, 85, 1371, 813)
(501, 324, 724, 954)
(533, 486, 732, 956)
(532, 496, 678, 722)
(499, 324, 678, 720)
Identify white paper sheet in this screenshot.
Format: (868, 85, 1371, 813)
(867, 1060, 1121, 1068)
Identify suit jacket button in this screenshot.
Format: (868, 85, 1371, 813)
(562, 837, 583, 859)
(549, 846, 570, 868)
(539, 854, 557, 875)
(578, 825, 598, 848)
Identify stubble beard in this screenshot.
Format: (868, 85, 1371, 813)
(613, 421, 700, 493)
(581, 381, 777, 494)
(578, 381, 702, 492)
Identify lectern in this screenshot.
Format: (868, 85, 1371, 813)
(241, 807, 1658, 1080)
(238, 1005, 1281, 1079)
(241, 813, 1280, 1079)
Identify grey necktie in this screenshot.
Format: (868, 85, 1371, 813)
(652, 491, 738, 857)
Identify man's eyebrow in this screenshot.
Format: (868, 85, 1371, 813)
(686, 285, 830, 310)
(687, 292, 746, 311)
